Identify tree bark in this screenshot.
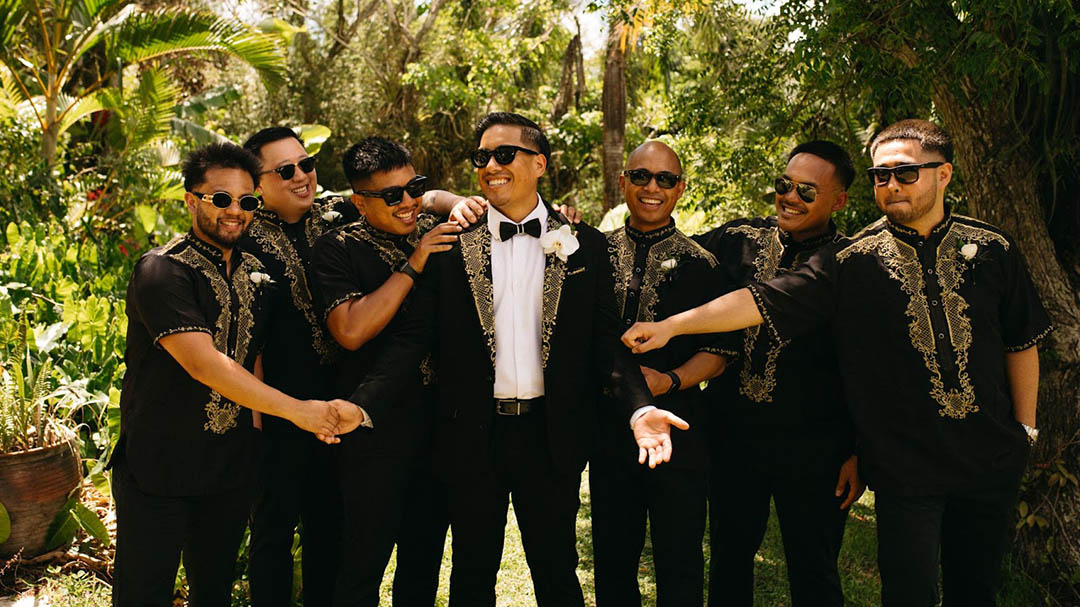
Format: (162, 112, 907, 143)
(601, 23, 626, 212)
(551, 33, 582, 123)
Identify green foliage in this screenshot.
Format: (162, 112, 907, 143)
(0, 500, 10, 544)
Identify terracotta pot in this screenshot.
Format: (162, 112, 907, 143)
(0, 432, 82, 558)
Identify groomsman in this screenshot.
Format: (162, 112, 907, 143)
(591, 140, 730, 606)
(622, 119, 1051, 607)
(312, 137, 459, 606)
(340, 112, 687, 607)
(694, 140, 862, 606)
(241, 126, 356, 607)
(110, 143, 344, 607)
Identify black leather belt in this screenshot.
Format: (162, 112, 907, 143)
(494, 397, 543, 416)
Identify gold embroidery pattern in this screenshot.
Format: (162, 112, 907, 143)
(835, 222, 997, 419)
(168, 242, 262, 434)
(606, 227, 636, 314)
(641, 232, 716, 322)
(727, 224, 786, 403)
(306, 197, 347, 249)
(249, 218, 338, 362)
(420, 354, 437, 386)
(460, 226, 496, 366)
(540, 215, 568, 368)
(340, 218, 414, 269)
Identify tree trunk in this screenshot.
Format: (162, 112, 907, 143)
(935, 91, 1080, 603)
(601, 24, 627, 212)
(551, 33, 582, 123)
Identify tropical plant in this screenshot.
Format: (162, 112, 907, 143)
(0, 0, 288, 168)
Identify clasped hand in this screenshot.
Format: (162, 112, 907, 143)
(294, 399, 367, 444)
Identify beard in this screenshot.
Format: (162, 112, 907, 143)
(195, 205, 249, 249)
(880, 182, 938, 226)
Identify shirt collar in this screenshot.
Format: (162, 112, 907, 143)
(886, 204, 954, 244)
(778, 219, 840, 251)
(625, 217, 677, 246)
(185, 230, 226, 262)
(487, 194, 548, 239)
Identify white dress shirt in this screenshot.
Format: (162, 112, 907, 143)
(488, 198, 547, 399)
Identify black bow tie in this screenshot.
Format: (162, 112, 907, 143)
(499, 218, 542, 241)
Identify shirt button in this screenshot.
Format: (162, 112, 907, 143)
(932, 300, 939, 306)
(625, 318, 633, 326)
(938, 333, 945, 339)
(634, 267, 643, 273)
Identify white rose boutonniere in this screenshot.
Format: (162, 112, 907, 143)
(660, 258, 678, 273)
(960, 242, 978, 261)
(249, 271, 275, 285)
(321, 210, 343, 222)
(539, 224, 580, 263)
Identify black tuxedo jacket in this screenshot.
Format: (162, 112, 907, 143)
(349, 206, 654, 481)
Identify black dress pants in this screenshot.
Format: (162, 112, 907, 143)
(249, 431, 343, 607)
(334, 454, 449, 607)
(589, 457, 707, 607)
(446, 413, 585, 607)
(708, 436, 849, 607)
(875, 483, 1020, 607)
(112, 459, 251, 607)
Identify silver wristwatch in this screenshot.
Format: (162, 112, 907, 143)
(1021, 423, 1038, 445)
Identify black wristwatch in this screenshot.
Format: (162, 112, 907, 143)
(664, 370, 681, 394)
(396, 260, 421, 282)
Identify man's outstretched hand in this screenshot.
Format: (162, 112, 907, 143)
(632, 408, 689, 468)
(622, 320, 674, 354)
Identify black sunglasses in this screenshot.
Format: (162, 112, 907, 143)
(264, 156, 316, 181)
(191, 191, 260, 212)
(867, 162, 944, 186)
(471, 145, 539, 169)
(355, 175, 429, 206)
(623, 169, 682, 190)
(774, 176, 817, 203)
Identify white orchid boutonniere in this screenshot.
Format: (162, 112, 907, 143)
(249, 271, 275, 285)
(321, 210, 343, 222)
(960, 242, 978, 261)
(540, 224, 580, 263)
(660, 258, 678, 273)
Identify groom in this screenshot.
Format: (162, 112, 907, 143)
(342, 112, 685, 606)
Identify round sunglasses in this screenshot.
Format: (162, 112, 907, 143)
(191, 191, 260, 212)
(471, 145, 539, 169)
(355, 175, 429, 206)
(263, 156, 316, 181)
(774, 176, 818, 203)
(623, 169, 682, 190)
(867, 162, 944, 187)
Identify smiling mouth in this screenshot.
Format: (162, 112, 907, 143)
(779, 201, 806, 215)
(394, 208, 416, 222)
(219, 218, 244, 230)
(485, 176, 510, 187)
(638, 196, 664, 208)
(291, 185, 311, 197)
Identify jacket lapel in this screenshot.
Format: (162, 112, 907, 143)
(459, 225, 497, 367)
(540, 213, 568, 368)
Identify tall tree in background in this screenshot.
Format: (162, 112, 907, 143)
(601, 20, 627, 211)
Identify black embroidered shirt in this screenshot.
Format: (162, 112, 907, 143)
(749, 211, 1053, 494)
(694, 216, 851, 441)
(116, 231, 274, 496)
(597, 218, 733, 469)
(311, 214, 440, 456)
(240, 195, 357, 432)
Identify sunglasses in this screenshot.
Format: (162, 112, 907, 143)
(191, 191, 260, 212)
(774, 176, 818, 203)
(471, 145, 539, 169)
(623, 169, 682, 190)
(264, 156, 316, 181)
(867, 162, 944, 186)
(355, 175, 429, 206)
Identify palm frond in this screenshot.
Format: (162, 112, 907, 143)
(121, 67, 179, 150)
(0, 0, 28, 49)
(55, 90, 107, 136)
(108, 9, 287, 88)
(0, 66, 23, 120)
(71, 0, 127, 29)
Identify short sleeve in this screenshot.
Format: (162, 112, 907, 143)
(999, 240, 1053, 351)
(131, 255, 212, 346)
(749, 244, 839, 343)
(312, 232, 366, 321)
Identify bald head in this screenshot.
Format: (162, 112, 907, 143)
(626, 140, 683, 173)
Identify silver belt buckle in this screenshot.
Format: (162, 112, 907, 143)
(496, 399, 521, 415)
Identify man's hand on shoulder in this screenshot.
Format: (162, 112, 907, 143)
(554, 204, 582, 224)
(409, 221, 462, 273)
(449, 196, 488, 226)
(632, 408, 689, 468)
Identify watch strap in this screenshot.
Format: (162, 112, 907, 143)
(396, 260, 421, 282)
(664, 370, 681, 394)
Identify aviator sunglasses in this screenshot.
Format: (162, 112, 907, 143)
(867, 162, 944, 187)
(774, 176, 818, 203)
(623, 169, 683, 190)
(471, 145, 539, 168)
(264, 156, 316, 181)
(190, 191, 261, 212)
(355, 175, 429, 206)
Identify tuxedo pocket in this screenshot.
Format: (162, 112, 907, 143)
(566, 266, 586, 277)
